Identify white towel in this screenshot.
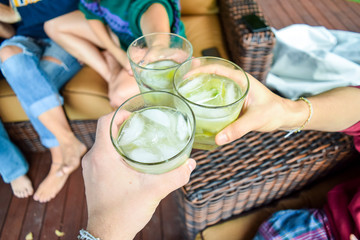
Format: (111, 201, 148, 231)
(265, 24, 360, 99)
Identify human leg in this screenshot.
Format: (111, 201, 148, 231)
(0, 37, 61, 148)
(44, 10, 117, 82)
(0, 120, 33, 198)
(0, 37, 86, 202)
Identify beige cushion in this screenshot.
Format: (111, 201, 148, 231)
(180, 0, 218, 15)
(0, 79, 28, 122)
(62, 66, 113, 120)
(182, 15, 228, 59)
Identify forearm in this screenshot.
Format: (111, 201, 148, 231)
(281, 87, 360, 132)
(140, 3, 170, 35)
(0, 4, 20, 23)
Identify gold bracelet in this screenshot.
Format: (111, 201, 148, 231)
(284, 97, 313, 138)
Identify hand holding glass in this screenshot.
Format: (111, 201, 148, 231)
(127, 32, 193, 93)
(174, 57, 249, 150)
(110, 91, 195, 174)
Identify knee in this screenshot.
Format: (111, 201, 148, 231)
(44, 19, 61, 39)
(0, 45, 22, 62)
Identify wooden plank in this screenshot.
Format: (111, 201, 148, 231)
(39, 180, 68, 239)
(61, 167, 86, 239)
(343, 0, 360, 19)
(19, 153, 49, 240)
(134, 231, 142, 240)
(331, 0, 360, 32)
(288, 0, 318, 26)
(141, 205, 162, 240)
(0, 152, 43, 239)
(310, 0, 347, 30)
(81, 198, 88, 230)
(278, 0, 307, 25)
(0, 178, 12, 233)
(0, 197, 29, 239)
(257, 0, 287, 29)
(161, 192, 185, 240)
(296, 1, 332, 27)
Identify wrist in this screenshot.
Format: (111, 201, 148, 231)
(279, 98, 309, 131)
(87, 211, 136, 240)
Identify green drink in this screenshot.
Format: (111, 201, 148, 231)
(174, 57, 249, 150)
(127, 32, 193, 93)
(110, 91, 195, 174)
(138, 59, 178, 92)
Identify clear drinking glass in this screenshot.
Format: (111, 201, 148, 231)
(127, 32, 193, 93)
(173, 57, 249, 150)
(110, 91, 195, 174)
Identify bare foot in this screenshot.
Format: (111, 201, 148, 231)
(57, 135, 87, 176)
(33, 162, 68, 203)
(108, 69, 140, 108)
(33, 140, 86, 203)
(10, 175, 33, 198)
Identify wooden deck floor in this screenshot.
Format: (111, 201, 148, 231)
(0, 152, 184, 240)
(1, 0, 359, 239)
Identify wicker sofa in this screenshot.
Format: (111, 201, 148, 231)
(0, 0, 274, 152)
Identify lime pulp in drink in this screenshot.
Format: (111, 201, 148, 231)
(177, 73, 243, 150)
(115, 106, 193, 173)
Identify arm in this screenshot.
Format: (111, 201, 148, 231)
(212, 72, 360, 145)
(0, 3, 20, 23)
(82, 112, 196, 240)
(140, 3, 170, 35)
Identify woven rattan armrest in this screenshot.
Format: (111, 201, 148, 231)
(218, 0, 276, 82)
(177, 130, 358, 239)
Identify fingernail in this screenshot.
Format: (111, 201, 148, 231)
(188, 159, 196, 172)
(217, 133, 228, 145)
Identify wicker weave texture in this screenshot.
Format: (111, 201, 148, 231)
(219, 0, 276, 82)
(177, 130, 357, 239)
(4, 120, 97, 152)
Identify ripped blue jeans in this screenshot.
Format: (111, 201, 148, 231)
(0, 36, 82, 148)
(0, 120, 28, 183)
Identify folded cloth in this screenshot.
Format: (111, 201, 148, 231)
(253, 209, 334, 240)
(324, 177, 360, 240)
(266, 24, 360, 99)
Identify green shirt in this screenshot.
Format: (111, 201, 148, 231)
(79, 0, 186, 49)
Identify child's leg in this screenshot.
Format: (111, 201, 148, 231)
(45, 10, 117, 82)
(0, 121, 33, 198)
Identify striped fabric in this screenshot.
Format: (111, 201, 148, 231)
(254, 209, 334, 240)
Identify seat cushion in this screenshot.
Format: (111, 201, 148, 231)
(62, 66, 113, 120)
(0, 79, 29, 122)
(180, 0, 218, 15)
(182, 15, 228, 58)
